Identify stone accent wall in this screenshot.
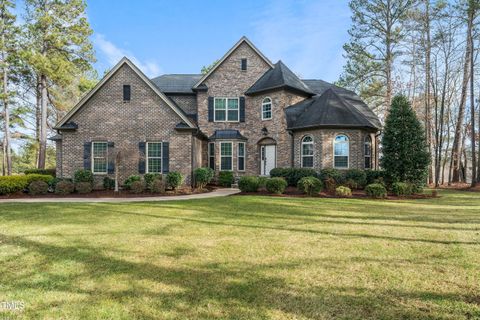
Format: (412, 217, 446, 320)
(58, 63, 193, 186)
(167, 94, 197, 115)
(293, 129, 377, 171)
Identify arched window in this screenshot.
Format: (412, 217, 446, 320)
(364, 135, 372, 169)
(301, 136, 314, 168)
(334, 135, 349, 168)
(262, 97, 272, 120)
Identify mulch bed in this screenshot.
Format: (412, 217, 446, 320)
(238, 186, 438, 200)
(0, 186, 216, 199)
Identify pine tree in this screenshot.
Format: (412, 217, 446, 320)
(381, 95, 431, 185)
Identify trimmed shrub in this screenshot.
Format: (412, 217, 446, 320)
(218, 171, 234, 187)
(324, 177, 337, 194)
(103, 177, 115, 190)
(75, 182, 93, 194)
(258, 176, 268, 189)
(410, 183, 424, 194)
(151, 179, 166, 194)
(130, 180, 145, 194)
(28, 180, 49, 195)
(270, 168, 318, 186)
(238, 176, 260, 192)
(365, 170, 388, 186)
(124, 175, 141, 190)
(365, 183, 387, 199)
(297, 176, 323, 196)
(55, 180, 74, 195)
(74, 169, 94, 184)
(193, 167, 214, 189)
(166, 171, 184, 190)
(319, 168, 345, 184)
(144, 173, 161, 190)
(26, 174, 54, 185)
(0, 175, 55, 195)
(24, 168, 56, 177)
(345, 169, 367, 189)
(392, 182, 411, 196)
(266, 177, 287, 194)
(335, 186, 352, 197)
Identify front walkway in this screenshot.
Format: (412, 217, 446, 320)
(0, 188, 240, 203)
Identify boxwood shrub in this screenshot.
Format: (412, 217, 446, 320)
(75, 182, 93, 194)
(166, 171, 184, 190)
(26, 174, 55, 185)
(266, 177, 287, 194)
(392, 182, 411, 196)
(270, 168, 318, 186)
(319, 168, 345, 184)
(151, 179, 166, 194)
(193, 167, 214, 189)
(28, 180, 49, 195)
(238, 176, 260, 192)
(24, 168, 56, 177)
(365, 170, 388, 186)
(74, 169, 94, 184)
(335, 186, 352, 197)
(129, 180, 145, 194)
(124, 175, 142, 190)
(55, 180, 74, 195)
(344, 169, 367, 189)
(144, 173, 161, 190)
(103, 177, 115, 190)
(218, 171, 234, 187)
(365, 183, 387, 198)
(297, 176, 323, 196)
(0, 175, 54, 195)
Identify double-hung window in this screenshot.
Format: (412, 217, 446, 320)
(220, 142, 233, 171)
(147, 142, 162, 173)
(262, 97, 272, 120)
(364, 136, 372, 169)
(92, 141, 108, 174)
(334, 135, 349, 168)
(208, 142, 215, 170)
(237, 142, 245, 171)
(301, 136, 314, 168)
(214, 97, 239, 122)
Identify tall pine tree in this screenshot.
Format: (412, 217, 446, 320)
(381, 95, 430, 185)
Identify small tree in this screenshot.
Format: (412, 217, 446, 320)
(381, 95, 430, 185)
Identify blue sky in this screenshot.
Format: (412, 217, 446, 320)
(87, 0, 351, 81)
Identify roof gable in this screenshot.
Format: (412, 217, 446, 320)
(56, 57, 196, 129)
(192, 36, 274, 89)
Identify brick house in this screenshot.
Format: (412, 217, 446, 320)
(52, 37, 381, 186)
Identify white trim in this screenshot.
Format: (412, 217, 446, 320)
(214, 97, 239, 122)
(260, 144, 277, 176)
(301, 135, 314, 168)
(193, 36, 274, 89)
(220, 141, 233, 171)
(208, 142, 215, 170)
(91, 141, 108, 175)
(237, 142, 246, 171)
(333, 134, 349, 169)
(56, 57, 195, 129)
(146, 142, 163, 174)
(261, 97, 272, 120)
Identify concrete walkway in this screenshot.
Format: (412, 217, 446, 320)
(0, 188, 240, 203)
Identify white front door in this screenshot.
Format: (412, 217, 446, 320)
(261, 145, 276, 176)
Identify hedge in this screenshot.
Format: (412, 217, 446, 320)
(266, 177, 287, 194)
(238, 176, 260, 192)
(0, 174, 55, 195)
(24, 168, 56, 177)
(218, 171, 234, 187)
(365, 183, 387, 198)
(270, 168, 318, 186)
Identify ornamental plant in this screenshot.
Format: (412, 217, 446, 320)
(297, 176, 323, 196)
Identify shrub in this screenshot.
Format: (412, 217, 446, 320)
(297, 176, 323, 196)
(238, 176, 260, 192)
(218, 171, 234, 187)
(26, 174, 54, 185)
(266, 177, 287, 194)
(365, 170, 389, 186)
(392, 182, 411, 196)
(55, 180, 74, 195)
(193, 167, 214, 189)
(28, 180, 49, 195)
(258, 176, 268, 189)
(324, 177, 337, 194)
(24, 168, 56, 177)
(144, 173, 162, 190)
(103, 177, 115, 190)
(335, 186, 352, 197)
(74, 169, 94, 184)
(129, 180, 145, 194)
(345, 169, 367, 189)
(365, 183, 387, 199)
(0, 175, 56, 195)
(319, 168, 345, 184)
(166, 171, 184, 190)
(410, 183, 424, 194)
(124, 175, 141, 190)
(75, 182, 93, 194)
(151, 179, 166, 194)
(270, 168, 318, 186)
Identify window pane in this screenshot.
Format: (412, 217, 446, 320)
(227, 98, 238, 109)
(238, 143, 245, 156)
(215, 110, 226, 121)
(221, 157, 232, 171)
(221, 143, 232, 156)
(334, 143, 348, 156)
(215, 98, 226, 109)
(302, 144, 313, 156)
(227, 110, 239, 121)
(364, 143, 371, 156)
(365, 156, 371, 169)
(93, 158, 107, 173)
(302, 156, 313, 168)
(93, 142, 107, 157)
(335, 135, 348, 142)
(148, 158, 162, 173)
(209, 143, 215, 156)
(238, 157, 245, 171)
(335, 156, 348, 168)
(302, 136, 313, 143)
(148, 143, 162, 157)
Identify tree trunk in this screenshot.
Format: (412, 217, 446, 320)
(424, 0, 433, 185)
(35, 77, 41, 167)
(1, 30, 11, 175)
(468, 2, 476, 187)
(38, 74, 48, 169)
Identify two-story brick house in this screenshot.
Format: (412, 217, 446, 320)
(52, 37, 381, 186)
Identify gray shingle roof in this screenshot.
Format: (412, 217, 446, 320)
(48, 134, 62, 141)
(151, 74, 202, 93)
(286, 88, 380, 130)
(209, 130, 247, 141)
(245, 61, 315, 96)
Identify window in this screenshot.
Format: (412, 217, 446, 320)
(208, 142, 215, 170)
(364, 135, 372, 169)
(301, 136, 314, 168)
(92, 141, 108, 174)
(262, 97, 272, 120)
(238, 142, 245, 171)
(334, 135, 349, 168)
(220, 142, 233, 171)
(123, 85, 131, 102)
(214, 97, 239, 122)
(147, 142, 162, 173)
(241, 58, 247, 71)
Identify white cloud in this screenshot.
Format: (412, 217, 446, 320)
(251, 0, 350, 82)
(94, 34, 162, 77)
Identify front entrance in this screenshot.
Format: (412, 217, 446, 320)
(260, 145, 276, 176)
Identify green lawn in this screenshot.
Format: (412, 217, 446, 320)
(0, 190, 479, 319)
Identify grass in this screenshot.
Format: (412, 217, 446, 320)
(0, 190, 479, 319)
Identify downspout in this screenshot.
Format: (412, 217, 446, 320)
(191, 132, 195, 188)
(374, 130, 382, 170)
(288, 130, 294, 167)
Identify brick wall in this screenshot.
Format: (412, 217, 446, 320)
(167, 94, 197, 115)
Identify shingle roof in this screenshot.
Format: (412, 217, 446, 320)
(54, 121, 78, 130)
(48, 134, 62, 141)
(209, 130, 247, 141)
(151, 74, 202, 94)
(286, 88, 380, 130)
(245, 61, 315, 96)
